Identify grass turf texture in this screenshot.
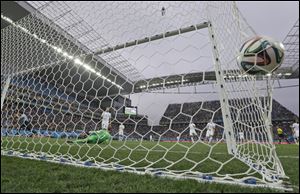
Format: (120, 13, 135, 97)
(1, 137, 299, 193)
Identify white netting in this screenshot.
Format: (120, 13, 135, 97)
(1, 1, 291, 190)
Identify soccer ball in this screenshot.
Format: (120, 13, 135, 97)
(237, 36, 285, 75)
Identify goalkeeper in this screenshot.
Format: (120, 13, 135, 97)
(71, 129, 111, 144)
(69, 107, 112, 144)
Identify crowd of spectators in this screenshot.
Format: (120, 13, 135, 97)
(1, 82, 298, 142)
(161, 98, 297, 125)
(161, 101, 222, 124)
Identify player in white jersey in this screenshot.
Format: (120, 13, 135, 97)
(101, 107, 111, 130)
(149, 135, 153, 141)
(291, 119, 299, 144)
(206, 120, 216, 143)
(18, 112, 32, 135)
(238, 131, 245, 143)
(189, 122, 197, 143)
(118, 123, 125, 141)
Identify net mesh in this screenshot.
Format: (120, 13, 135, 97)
(1, 1, 289, 190)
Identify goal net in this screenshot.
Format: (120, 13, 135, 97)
(1, 1, 290, 190)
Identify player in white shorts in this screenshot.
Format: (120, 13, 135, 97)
(291, 119, 299, 144)
(238, 131, 245, 143)
(206, 120, 216, 143)
(101, 107, 111, 130)
(189, 122, 197, 143)
(118, 123, 125, 141)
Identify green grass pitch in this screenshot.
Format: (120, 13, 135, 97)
(1, 137, 299, 193)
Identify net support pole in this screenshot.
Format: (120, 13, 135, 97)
(92, 22, 209, 55)
(1, 75, 12, 111)
(208, 22, 237, 155)
(265, 77, 274, 140)
(265, 77, 287, 178)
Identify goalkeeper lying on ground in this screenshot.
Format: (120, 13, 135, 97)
(69, 107, 112, 144)
(69, 129, 111, 144)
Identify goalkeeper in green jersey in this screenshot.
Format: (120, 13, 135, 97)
(70, 129, 111, 144)
(70, 107, 112, 144)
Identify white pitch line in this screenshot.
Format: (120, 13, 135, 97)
(277, 156, 299, 159)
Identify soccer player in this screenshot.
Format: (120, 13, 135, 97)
(149, 134, 153, 141)
(118, 123, 125, 141)
(276, 125, 284, 144)
(71, 129, 111, 144)
(189, 122, 197, 143)
(291, 119, 299, 144)
(205, 120, 216, 143)
(101, 107, 111, 130)
(238, 131, 245, 143)
(18, 112, 31, 135)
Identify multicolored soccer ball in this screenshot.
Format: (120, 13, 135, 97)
(237, 36, 285, 75)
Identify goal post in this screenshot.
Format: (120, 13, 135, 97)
(1, 1, 291, 191)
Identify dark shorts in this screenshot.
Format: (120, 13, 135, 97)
(278, 134, 284, 138)
(20, 121, 31, 131)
